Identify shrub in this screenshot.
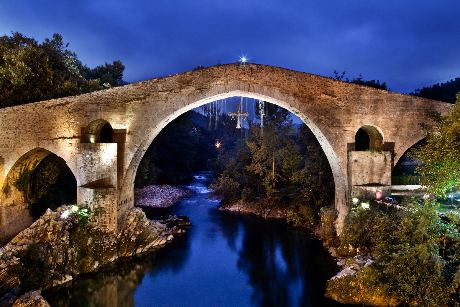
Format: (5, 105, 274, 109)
(339, 198, 460, 305)
(210, 175, 240, 203)
(319, 207, 337, 246)
(286, 204, 315, 227)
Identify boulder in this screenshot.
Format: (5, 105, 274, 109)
(12, 291, 49, 307)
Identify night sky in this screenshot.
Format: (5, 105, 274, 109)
(1, 0, 459, 93)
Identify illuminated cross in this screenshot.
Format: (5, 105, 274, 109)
(258, 100, 265, 133)
(228, 99, 249, 129)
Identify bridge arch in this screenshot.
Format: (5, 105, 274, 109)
(392, 138, 426, 186)
(83, 119, 114, 143)
(121, 90, 349, 232)
(355, 125, 384, 151)
(0, 147, 76, 243)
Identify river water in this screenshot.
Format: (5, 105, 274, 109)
(44, 172, 343, 307)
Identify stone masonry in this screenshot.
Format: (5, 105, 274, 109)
(0, 63, 452, 238)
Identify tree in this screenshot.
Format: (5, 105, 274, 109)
(332, 71, 388, 90)
(411, 94, 460, 197)
(0, 32, 125, 108)
(413, 78, 460, 103)
(212, 103, 334, 223)
(135, 111, 217, 186)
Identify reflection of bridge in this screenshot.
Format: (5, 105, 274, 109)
(0, 63, 451, 240)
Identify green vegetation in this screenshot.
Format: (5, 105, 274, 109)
(212, 104, 334, 225)
(411, 95, 460, 197)
(135, 112, 217, 186)
(0, 32, 125, 108)
(335, 199, 460, 305)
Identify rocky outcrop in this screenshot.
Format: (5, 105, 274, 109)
(12, 291, 49, 307)
(219, 201, 288, 220)
(135, 185, 190, 208)
(0, 206, 190, 305)
(326, 270, 400, 306)
(325, 257, 401, 307)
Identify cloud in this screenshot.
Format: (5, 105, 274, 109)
(0, 0, 459, 92)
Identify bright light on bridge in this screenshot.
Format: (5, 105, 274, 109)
(239, 55, 249, 64)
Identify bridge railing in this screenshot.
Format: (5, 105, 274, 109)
(392, 175, 422, 186)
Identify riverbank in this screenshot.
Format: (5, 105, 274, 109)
(135, 185, 191, 208)
(219, 199, 398, 306)
(218, 200, 289, 220)
(0, 205, 190, 306)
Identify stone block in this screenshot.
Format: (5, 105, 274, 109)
(349, 151, 392, 186)
(77, 143, 118, 188)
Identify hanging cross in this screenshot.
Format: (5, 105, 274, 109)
(228, 98, 249, 129)
(258, 100, 265, 134)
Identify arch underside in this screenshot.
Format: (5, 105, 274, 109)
(0, 147, 77, 244)
(121, 90, 349, 231)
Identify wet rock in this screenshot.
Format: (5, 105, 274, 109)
(0, 205, 188, 303)
(12, 291, 49, 307)
(159, 215, 191, 229)
(219, 201, 288, 220)
(326, 255, 399, 306)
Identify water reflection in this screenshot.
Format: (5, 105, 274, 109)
(45, 173, 342, 307)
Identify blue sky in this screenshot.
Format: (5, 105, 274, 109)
(1, 0, 459, 93)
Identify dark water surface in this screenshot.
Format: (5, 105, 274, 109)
(44, 173, 343, 307)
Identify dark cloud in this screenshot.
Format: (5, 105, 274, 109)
(1, 0, 459, 92)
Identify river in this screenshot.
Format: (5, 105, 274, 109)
(44, 172, 344, 307)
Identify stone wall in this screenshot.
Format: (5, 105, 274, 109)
(349, 151, 392, 186)
(0, 206, 32, 245)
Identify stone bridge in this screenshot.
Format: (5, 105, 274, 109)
(0, 63, 451, 241)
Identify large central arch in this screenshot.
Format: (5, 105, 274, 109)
(121, 90, 348, 230)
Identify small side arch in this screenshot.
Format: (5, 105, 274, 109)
(1, 147, 76, 208)
(83, 119, 114, 143)
(355, 125, 384, 151)
(392, 138, 426, 186)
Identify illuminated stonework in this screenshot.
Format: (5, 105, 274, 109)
(0, 63, 452, 237)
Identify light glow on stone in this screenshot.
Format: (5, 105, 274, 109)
(101, 144, 117, 165)
(61, 210, 70, 219)
(239, 55, 248, 63)
(361, 202, 370, 209)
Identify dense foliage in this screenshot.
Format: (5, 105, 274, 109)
(212, 104, 334, 224)
(411, 95, 460, 197)
(339, 200, 460, 305)
(413, 78, 460, 103)
(0, 32, 125, 108)
(135, 112, 217, 186)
